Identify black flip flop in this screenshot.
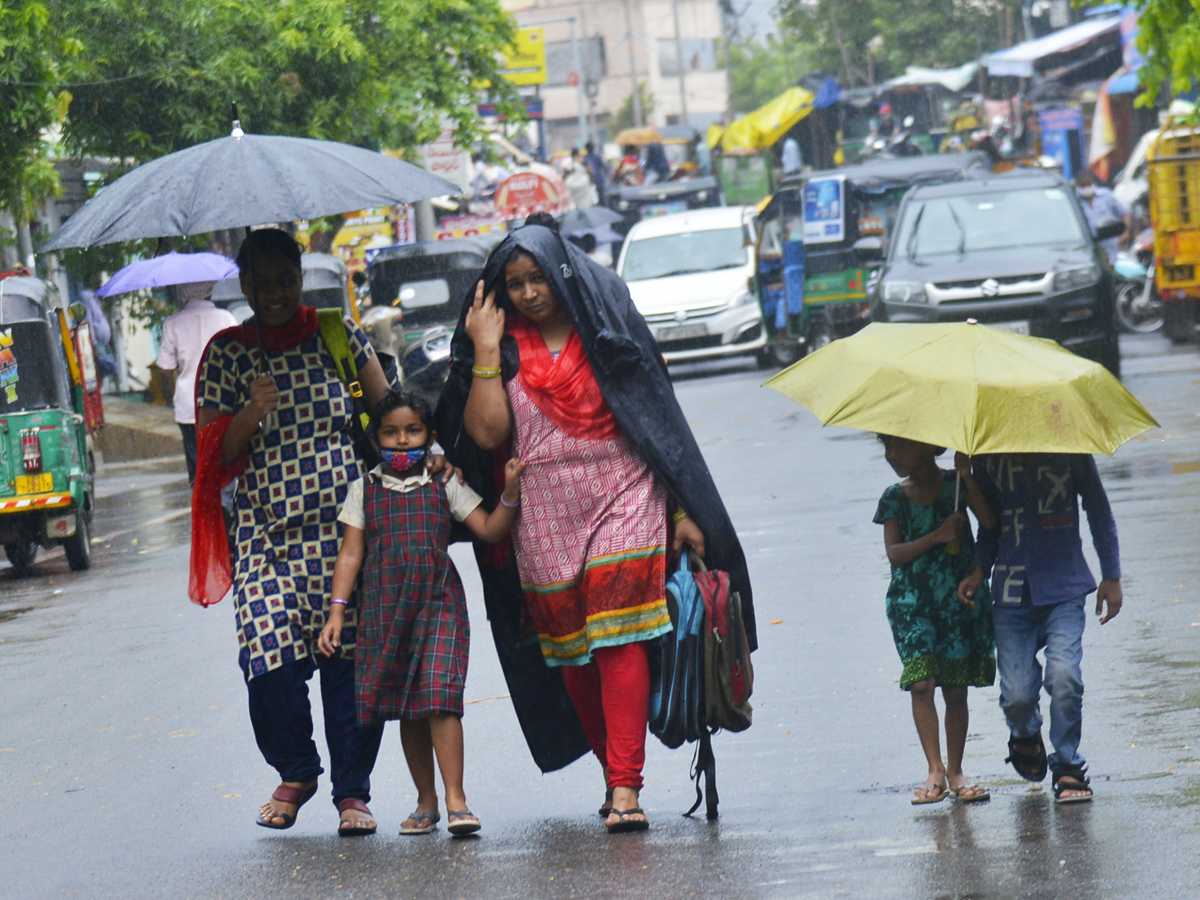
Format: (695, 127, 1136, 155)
(1006, 733, 1048, 782)
(606, 807, 650, 834)
(598, 788, 615, 818)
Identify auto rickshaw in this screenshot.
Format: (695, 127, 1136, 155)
(363, 235, 502, 398)
(755, 152, 991, 364)
(0, 274, 103, 572)
(211, 252, 360, 324)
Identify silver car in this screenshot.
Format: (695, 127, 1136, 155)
(617, 206, 767, 365)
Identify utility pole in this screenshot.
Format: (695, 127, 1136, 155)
(622, 0, 643, 127)
(718, 0, 736, 123)
(569, 17, 589, 145)
(580, 4, 599, 143)
(671, 0, 690, 127)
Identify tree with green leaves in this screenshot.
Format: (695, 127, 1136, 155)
(1106, 0, 1197, 107)
(730, 31, 816, 114)
(611, 83, 655, 134)
(778, 0, 1021, 87)
(0, 1, 78, 259)
(49, 0, 522, 162)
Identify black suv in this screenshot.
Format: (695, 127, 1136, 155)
(869, 169, 1124, 375)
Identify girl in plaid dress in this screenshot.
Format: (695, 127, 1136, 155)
(319, 391, 524, 836)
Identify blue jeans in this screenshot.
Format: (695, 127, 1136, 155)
(243, 653, 384, 808)
(992, 594, 1087, 773)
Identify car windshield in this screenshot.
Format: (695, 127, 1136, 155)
(621, 227, 747, 281)
(895, 186, 1086, 258)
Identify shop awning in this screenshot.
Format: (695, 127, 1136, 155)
(885, 61, 980, 92)
(983, 15, 1121, 77)
(1106, 68, 1141, 95)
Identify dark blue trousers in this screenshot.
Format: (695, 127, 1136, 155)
(244, 653, 384, 808)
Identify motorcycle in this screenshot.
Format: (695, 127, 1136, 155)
(1112, 228, 1164, 333)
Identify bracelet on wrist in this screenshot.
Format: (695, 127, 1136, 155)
(500, 494, 520, 509)
(330, 598, 348, 606)
(472, 365, 502, 379)
(673, 509, 689, 523)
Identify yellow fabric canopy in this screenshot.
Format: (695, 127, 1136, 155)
(710, 86, 816, 152)
(763, 322, 1158, 456)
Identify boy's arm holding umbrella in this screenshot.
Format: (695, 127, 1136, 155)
(957, 456, 999, 610)
(1073, 455, 1123, 624)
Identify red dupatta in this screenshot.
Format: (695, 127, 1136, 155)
(187, 305, 320, 606)
(507, 315, 621, 442)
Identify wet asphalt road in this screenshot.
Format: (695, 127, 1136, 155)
(1, 333, 1197, 900)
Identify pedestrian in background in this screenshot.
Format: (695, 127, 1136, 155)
(564, 148, 599, 209)
(874, 437, 997, 805)
(584, 141, 610, 205)
(319, 390, 524, 837)
(958, 454, 1123, 803)
(1075, 169, 1130, 261)
(155, 280, 236, 483)
(781, 135, 803, 176)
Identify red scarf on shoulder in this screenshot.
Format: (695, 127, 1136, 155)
(507, 315, 620, 442)
(187, 305, 320, 607)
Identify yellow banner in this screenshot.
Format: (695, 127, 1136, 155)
(500, 27, 547, 86)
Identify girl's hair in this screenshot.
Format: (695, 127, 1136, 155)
(370, 389, 435, 439)
(237, 227, 302, 273)
(523, 211, 560, 233)
(876, 434, 947, 456)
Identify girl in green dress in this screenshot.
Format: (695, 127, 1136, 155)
(873, 436, 997, 805)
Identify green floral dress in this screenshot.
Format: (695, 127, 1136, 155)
(874, 471, 996, 691)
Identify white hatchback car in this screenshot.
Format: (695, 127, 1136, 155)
(617, 206, 766, 364)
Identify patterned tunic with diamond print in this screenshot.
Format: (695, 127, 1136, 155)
(355, 476, 470, 724)
(873, 472, 996, 691)
(507, 376, 671, 667)
(197, 318, 373, 679)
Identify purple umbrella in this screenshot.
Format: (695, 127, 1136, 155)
(96, 251, 239, 297)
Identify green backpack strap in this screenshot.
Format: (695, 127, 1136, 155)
(316, 309, 370, 428)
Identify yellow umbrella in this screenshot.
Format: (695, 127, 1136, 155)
(717, 86, 816, 152)
(614, 127, 663, 146)
(763, 321, 1158, 456)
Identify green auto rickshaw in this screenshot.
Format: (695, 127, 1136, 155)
(755, 152, 991, 365)
(0, 274, 104, 572)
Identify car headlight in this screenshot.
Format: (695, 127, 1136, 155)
(727, 288, 756, 308)
(1052, 265, 1100, 291)
(423, 333, 452, 362)
(696, 191, 710, 201)
(617, 200, 630, 211)
(882, 281, 927, 304)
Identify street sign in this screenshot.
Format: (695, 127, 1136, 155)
(500, 27, 547, 86)
(566, 70, 580, 87)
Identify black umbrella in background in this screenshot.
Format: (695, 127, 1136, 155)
(558, 206, 622, 233)
(42, 110, 459, 370)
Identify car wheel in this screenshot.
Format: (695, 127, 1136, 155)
(1163, 299, 1199, 344)
(64, 510, 92, 572)
(806, 320, 833, 355)
(769, 340, 802, 368)
(755, 347, 777, 370)
(5, 538, 39, 573)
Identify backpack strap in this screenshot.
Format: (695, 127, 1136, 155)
(316, 308, 362, 400)
(685, 730, 719, 820)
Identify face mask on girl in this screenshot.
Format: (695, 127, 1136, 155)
(380, 446, 427, 473)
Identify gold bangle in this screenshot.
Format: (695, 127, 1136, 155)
(673, 509, 689, 523)
(472, 365, 502, 379)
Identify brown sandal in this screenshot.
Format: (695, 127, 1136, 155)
(337, 798, 377, 836)
(256, 782, 318, 830)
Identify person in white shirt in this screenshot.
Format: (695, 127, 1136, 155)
(155, 281, 237, 482)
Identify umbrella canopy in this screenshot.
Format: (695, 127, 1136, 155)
(559, 206, 622, 232)
(95, 251, 238, 297)
(614, 127, 663, 146)
(763, 321, 1158, 456)
(41, 130, 458, 251)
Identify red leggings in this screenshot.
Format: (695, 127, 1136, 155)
(559, 641, 651, 791)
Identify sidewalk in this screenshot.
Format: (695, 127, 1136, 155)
(95, 396, 183, 464)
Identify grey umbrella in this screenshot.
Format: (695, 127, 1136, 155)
(558, 206, 622, 233)
(41, 119, 459, 385)
(41, 123, 457, 251)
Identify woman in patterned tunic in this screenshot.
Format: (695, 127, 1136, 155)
(192, 228, 391, 835)
(459, 219, 710, 833)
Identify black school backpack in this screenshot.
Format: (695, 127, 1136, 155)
(649, 554, 754, 820)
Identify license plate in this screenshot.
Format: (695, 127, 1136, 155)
(657, 324, 708, 342)
(642, 202, 687, 218)
(989, 320, 1030, 335)
(15, 473, 53, 494)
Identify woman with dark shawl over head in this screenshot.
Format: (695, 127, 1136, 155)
(435, 216, 754, 833)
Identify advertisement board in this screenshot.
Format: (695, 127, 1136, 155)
(499, 27, 547, 86)
(802, 175, 845, 244)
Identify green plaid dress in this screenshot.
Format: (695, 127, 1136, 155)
(356, 476, 470, 724)
(874, 472, 996, 691)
